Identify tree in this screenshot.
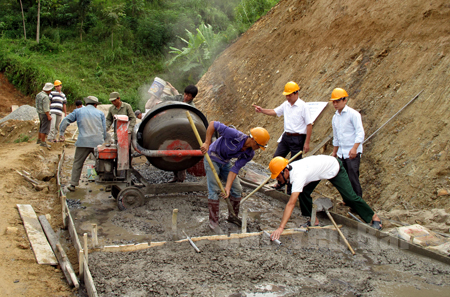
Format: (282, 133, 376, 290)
(19, 0, 26, 39)
(103, 4, 125, 49)
(36, 0, 40, 43)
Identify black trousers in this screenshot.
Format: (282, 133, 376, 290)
(339, 153, 362, 198)
(274, 133, 306, 194)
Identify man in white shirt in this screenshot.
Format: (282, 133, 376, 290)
(268, 155, 382, 241)
(330, 88, 364, 197)
(253, 81, 312, 192)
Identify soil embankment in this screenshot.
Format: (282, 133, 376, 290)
(195, 0, 450, 229)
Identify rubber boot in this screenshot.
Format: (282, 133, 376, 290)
(227, 196, 242, 226)
(208, 199, 220, 230)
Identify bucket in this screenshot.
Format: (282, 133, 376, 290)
(148, 77, 166, 99)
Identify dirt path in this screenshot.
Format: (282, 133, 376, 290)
(0, 133, 74, 296)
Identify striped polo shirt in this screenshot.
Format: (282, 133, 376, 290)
(49, 91, 67, 115)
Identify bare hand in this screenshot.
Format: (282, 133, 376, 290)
(59, 136, 65, 142)
(270, 227, 283, 241)
(348, 148, 357, 159)
(303, 143, 310, 154)
(200, 143, 209, 155)
(219, 191, 230, 199)
(252, 104, 262, 113)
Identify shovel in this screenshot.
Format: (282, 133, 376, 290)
(314, 197, 356, 255)
(186, 111, 242, 227)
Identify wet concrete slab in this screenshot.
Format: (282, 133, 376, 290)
(61, 155, 450, 296)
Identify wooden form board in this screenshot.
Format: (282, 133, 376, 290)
(17, 204, 57, 265)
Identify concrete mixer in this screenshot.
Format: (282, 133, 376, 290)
(94, 101, 208, 210)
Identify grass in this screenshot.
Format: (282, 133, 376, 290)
(14, 134, 30, 143)
(0, 38, 165, 111)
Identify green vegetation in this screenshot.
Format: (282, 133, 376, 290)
(14, 133, 30, 143)
(0, 0, 279, 110)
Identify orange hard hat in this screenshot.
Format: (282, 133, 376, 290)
(269, 157, 289, 179)
(54, 80, 62, 86)
(282, 81, 300, 95)
(250, 127, 270, 150)
(330, 88, 348, 101)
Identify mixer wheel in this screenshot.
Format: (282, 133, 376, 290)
(117, 187, 145, 211)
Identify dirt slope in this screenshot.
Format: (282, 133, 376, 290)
(195, 0, 450, 229)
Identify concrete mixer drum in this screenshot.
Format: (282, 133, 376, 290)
(136, 101, 208, 171)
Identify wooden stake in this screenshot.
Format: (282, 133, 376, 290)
(83, 233, 88, 265)
(78, 250, 84, 279)
(91, 224, 98, 247)
(310, 204, 317, 228)
(172, 209, 178, 233)
(241, 209, 248, 233)
(61, 195, 67, 229)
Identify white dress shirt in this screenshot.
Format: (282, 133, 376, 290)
(274, 98, 312, 135)
(332, 105, 365, 159)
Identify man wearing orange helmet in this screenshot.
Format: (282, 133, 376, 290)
(268, 155, 382, 241)
(330, 88, 364, 198)
(48, 80, 67, 142)
(253, 81, 312, 192)
(200, 121, 270, 230)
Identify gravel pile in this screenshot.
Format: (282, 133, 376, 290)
(0, 105, 38, 124)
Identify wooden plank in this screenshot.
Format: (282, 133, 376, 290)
(103, 242, 150, 252)
(83, 259, 98, 297)
(38, 215, 79, 288)
(17, 204, 57, 265)
(66, 202, 82, 254)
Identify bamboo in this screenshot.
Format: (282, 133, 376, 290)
(325, 211, 355, 255)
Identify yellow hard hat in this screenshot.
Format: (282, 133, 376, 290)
(54, 80, 62, 86)
(269, 157, 289, 179)
(330, 88, 348, 101)
(282, 81, 300, 95)
(250, 127, 270, 150)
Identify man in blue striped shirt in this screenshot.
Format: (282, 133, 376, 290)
(48, 80, 67, 142)
(330, 88, 365, 198)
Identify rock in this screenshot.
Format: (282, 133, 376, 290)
(5, 226, 18, 235)
(45, 214, 51, 221)
(437, 189, 449, 196)
(17, 243, 29, 249)
(34, 184, 48, 191)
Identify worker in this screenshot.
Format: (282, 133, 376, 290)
(200, 122, 270, 230)
(268, 155, 382, 241)
(162, 82, 197, 105)
(75, 100, 84, 109)
(330, 88, 364, 198)
(162, 83, 199, 183)
(35, 82, 54, 148)
(253, 81, 313, 193)
(106, 92, 136, 144)
(135, 110, 142, 119)
(59, 96, 106, 192)
(47, 80, 67, 143)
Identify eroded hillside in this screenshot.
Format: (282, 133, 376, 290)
(195, 0, 450, 227)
